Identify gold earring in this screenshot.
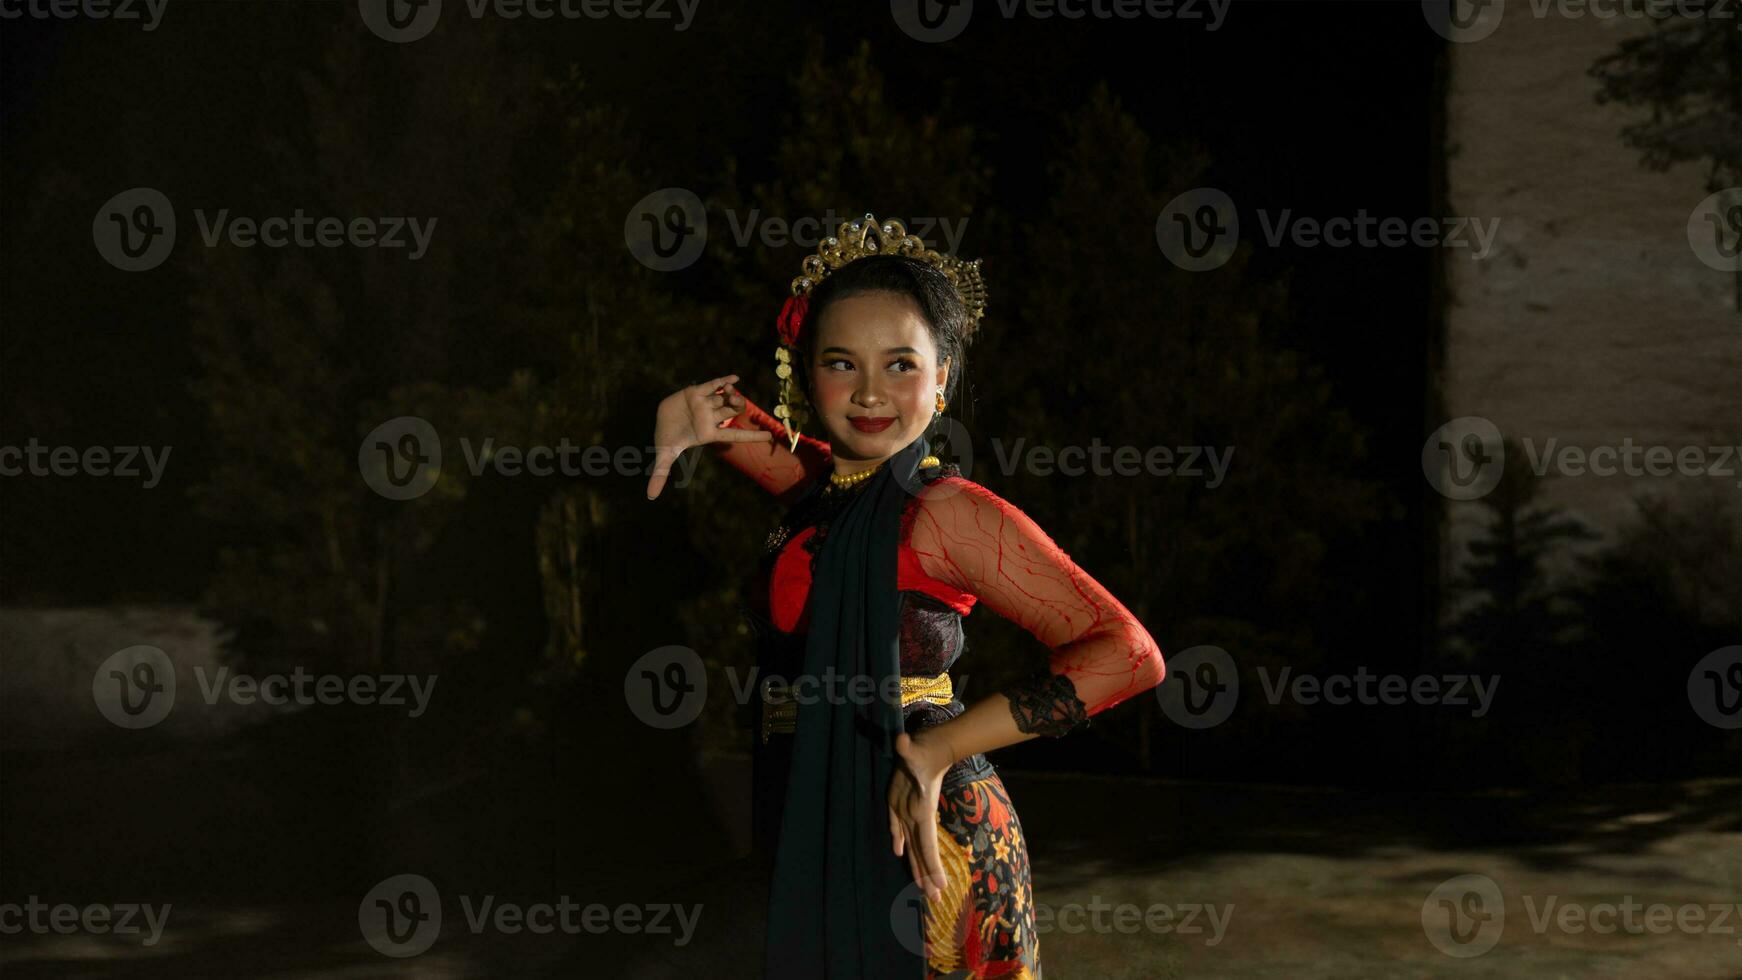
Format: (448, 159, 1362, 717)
(935, 386, 947, 412)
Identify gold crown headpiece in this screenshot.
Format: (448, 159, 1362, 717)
(771, 213, 986, 451)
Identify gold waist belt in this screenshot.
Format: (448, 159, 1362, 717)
(760, 673, 955, 744)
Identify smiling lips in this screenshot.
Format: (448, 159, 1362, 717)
(849, 416, 895, 433)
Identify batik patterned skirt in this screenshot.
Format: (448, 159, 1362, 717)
(924, 770, 1041, 979)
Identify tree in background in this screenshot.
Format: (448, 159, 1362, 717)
(1441, 440, 1596, 784)
(1573, 482, 1742, 779)
(996, 84, 1390, 774)
(1590, 14, 1742, 308)
(188, 26, 699, 698)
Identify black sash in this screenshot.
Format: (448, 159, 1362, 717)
(762, 434, 931, 978)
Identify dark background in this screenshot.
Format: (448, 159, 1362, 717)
(2, 2, 1736, 977)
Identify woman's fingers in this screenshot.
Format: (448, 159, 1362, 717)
(890, 811, 906, 857)
(645, 446, 679, 500)
(694, 373, 739, 396)
(906, 842, 926, 897)
(914, 813, 946, 903)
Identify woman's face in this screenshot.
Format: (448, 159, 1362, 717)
(807, 291, 949, 464)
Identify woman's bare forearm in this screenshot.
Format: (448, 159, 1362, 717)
(914, 693, 1039, 769)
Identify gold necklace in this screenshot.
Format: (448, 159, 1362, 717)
(827, 460, 886, 490)
(824, 454, 943, 492)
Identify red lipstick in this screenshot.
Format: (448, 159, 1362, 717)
(849, 416, 895, 433)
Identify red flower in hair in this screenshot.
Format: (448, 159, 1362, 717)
(776, 294, 809, 347)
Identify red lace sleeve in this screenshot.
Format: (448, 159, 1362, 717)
(906, 477, 1165, 737)
(712, 392, 833, 505)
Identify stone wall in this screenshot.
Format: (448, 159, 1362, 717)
(1441, 5, 1742, 584)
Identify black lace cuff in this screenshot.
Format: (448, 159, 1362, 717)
(1001, 671, 1089, 737)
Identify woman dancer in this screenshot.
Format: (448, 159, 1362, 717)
(646, 216, 1165, 979)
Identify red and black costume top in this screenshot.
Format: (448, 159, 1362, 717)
(718, 394, 1166, 783)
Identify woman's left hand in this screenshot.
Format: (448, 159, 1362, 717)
(888, 731, 952, 904)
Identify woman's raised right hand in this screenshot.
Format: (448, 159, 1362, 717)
(645, 373, 773, 500)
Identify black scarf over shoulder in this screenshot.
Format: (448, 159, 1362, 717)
(763, 434, 931, 978)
